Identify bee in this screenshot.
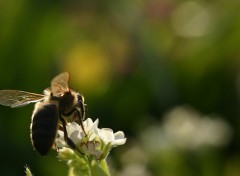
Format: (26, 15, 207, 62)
(0, 72, 86, 156)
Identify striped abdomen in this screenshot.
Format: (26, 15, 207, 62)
(30, 103, 59, 156)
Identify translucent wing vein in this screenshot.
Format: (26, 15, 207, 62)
(0, 90, 45, 108)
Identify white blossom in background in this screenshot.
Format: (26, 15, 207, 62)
(141, 106, 232, 152)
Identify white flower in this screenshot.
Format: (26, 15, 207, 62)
(81, 141, 103, 159)
(98, 128, 127, 146)
(56, 118, 126, 159)
(141, 106, 232, 153)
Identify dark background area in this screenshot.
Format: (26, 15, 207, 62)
(1, 0, 240, 175)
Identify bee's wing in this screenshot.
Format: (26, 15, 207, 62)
(0, 90, 45, 108)
(51, 72, 70, 97)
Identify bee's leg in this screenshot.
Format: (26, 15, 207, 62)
(59, 116, 75, 148)
(75, 109, 87, 136)
(83, 104, 88, 121)
(59, 115, 83, 155)
(63, 100, 85, 120)
(63, 107, 87, 136)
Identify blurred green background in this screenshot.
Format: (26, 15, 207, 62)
(1, 0, 240, 175)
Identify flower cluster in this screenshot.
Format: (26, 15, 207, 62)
(56, 118, 126, 160)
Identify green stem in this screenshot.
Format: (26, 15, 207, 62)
(68, 155, 90, 176)
(67, 154, 110, 176)
(90, 159, 110, 176)
(100, 159, 110, 176)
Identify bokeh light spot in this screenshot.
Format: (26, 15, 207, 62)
(171, 1, 212, 38)
(63, 42, 111, 95)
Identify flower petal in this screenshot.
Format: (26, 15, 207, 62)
(114, 131, 125, 140)
(111, 137, 127, 146)
(112, 131, 126, 146)
(83, 118, 94, 132)
(69, 131, 81, 144)
(67, 122, 81, 134)
(93, 118, 99, 127)
(99, 128, 114, 143)
(56, 130, 66, 147)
